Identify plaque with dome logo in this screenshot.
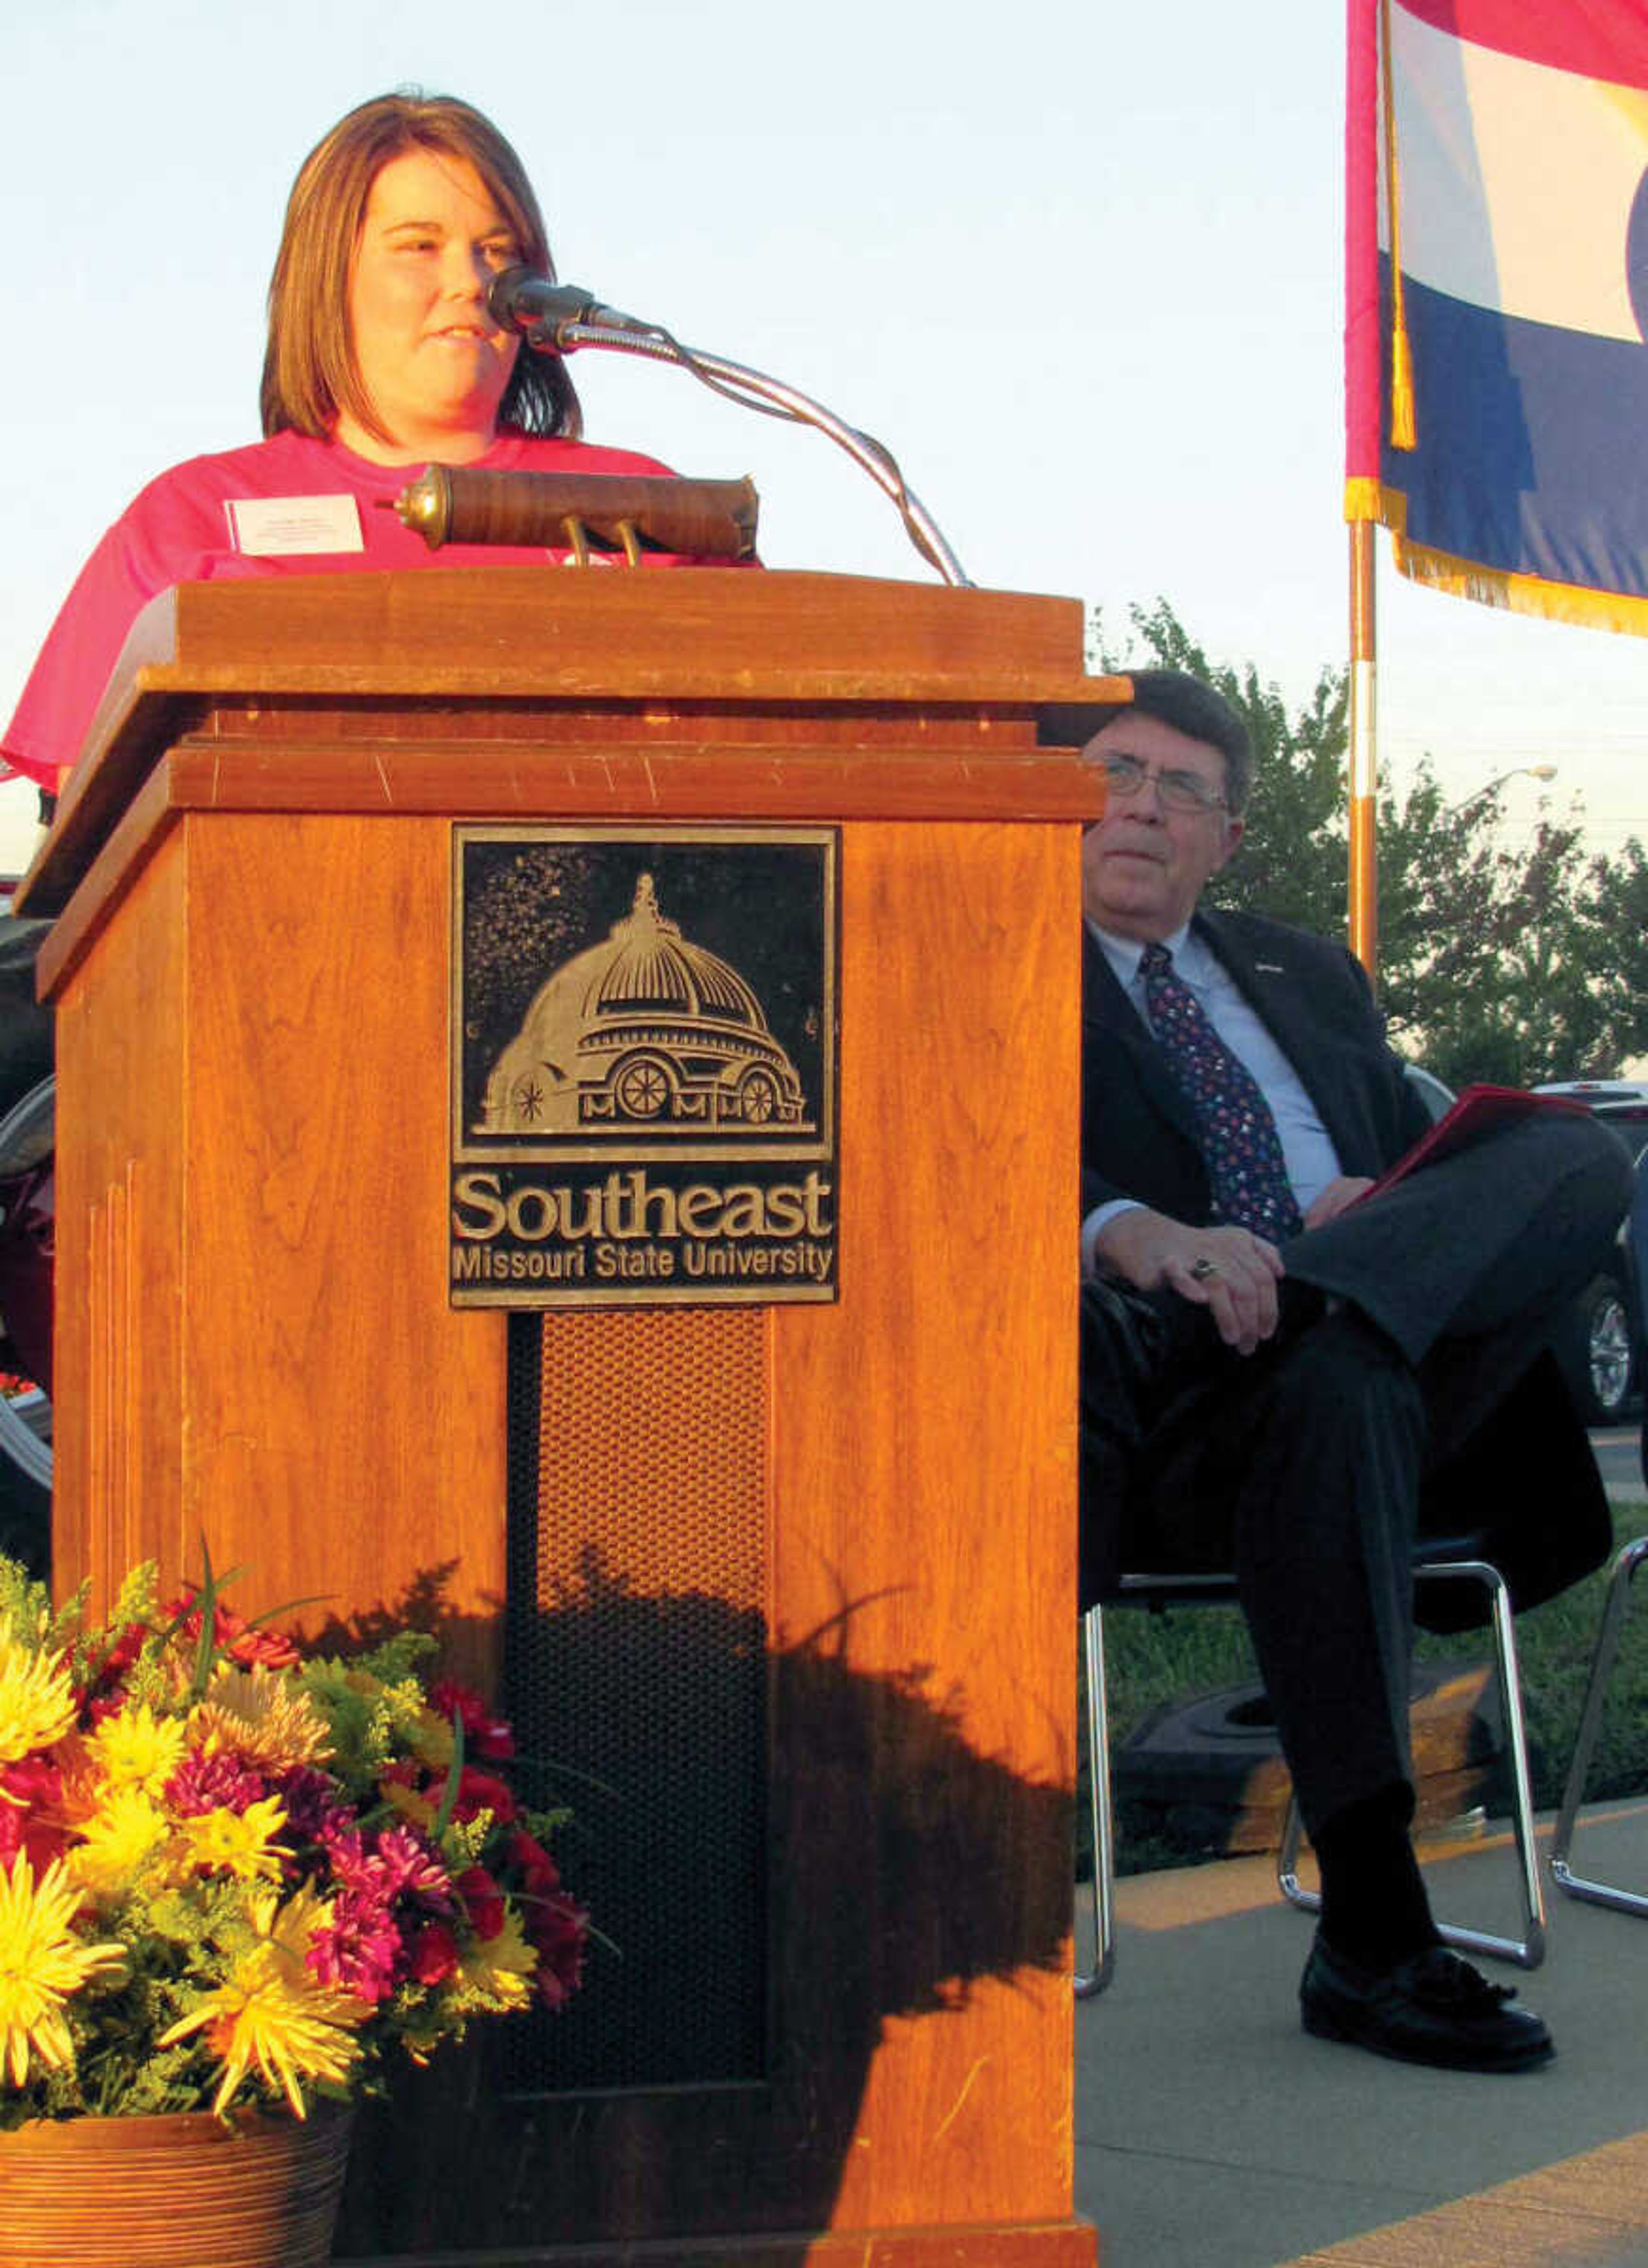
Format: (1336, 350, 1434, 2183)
(450, 826, 838, 1305)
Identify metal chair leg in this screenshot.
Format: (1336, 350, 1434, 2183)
(1550, 1536, 1648, 1916)
(1277, 1557, 1545, 1969)
(1074, 1603, 1115, 1998)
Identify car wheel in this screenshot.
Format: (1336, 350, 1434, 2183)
(0, 1074, 52, 1577)
(1556, 1273, 1637, 1425)
(0, 1386, 50, 1575)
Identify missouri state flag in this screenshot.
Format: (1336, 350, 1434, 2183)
(1346, 0, 1648, 631)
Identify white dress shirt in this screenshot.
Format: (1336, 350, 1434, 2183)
(1081, 920, 1345, 1274)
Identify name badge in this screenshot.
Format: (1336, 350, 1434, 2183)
(225, 494, 365, 556)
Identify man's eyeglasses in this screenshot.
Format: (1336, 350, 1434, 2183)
(1097, 752, 1227, 815)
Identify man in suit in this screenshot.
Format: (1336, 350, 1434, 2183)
(1079, 670, 1632, 2073)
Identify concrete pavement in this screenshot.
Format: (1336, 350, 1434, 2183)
(1075, 1800, 1648, 2265)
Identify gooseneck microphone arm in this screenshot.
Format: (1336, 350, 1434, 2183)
(486, 269, 972, 589)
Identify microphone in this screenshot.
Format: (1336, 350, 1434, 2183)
(486, 267, 641, 343)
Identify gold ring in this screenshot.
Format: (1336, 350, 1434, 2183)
(1189, 1256, 1219, 1281)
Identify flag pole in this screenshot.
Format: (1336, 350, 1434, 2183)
(1344, 0, 1382, 984)
(1348, 518, 1378, 980)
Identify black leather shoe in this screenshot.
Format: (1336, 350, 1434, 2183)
(1300, 1934, 1554, 2073)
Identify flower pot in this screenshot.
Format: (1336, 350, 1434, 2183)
(0, 2101, 353, 2267)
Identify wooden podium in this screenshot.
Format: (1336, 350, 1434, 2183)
(19, 567, 1118, 2267)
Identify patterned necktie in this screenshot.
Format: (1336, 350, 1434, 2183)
(1139, 941, 1303, 1243)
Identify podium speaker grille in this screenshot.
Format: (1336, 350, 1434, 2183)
(502, 1307, 770, 2094)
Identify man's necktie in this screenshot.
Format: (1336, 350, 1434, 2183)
(1139, 941, 1304, 1243)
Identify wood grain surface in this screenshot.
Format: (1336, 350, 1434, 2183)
(42, 571, 1100, 2265)
(18, 568, 1121, 918)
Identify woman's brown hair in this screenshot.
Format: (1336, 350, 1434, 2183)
(261, 91, 582, 445)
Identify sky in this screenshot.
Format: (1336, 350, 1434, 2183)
(2, 0, 1644, 901)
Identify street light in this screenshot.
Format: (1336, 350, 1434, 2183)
(1443, 764, 1558, 818)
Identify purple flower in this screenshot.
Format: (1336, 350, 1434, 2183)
(319, 1824, 373, 1888)
(165, 1749, 267, 1817)
(307, 1889, 407, 2004)
(276, 1766, 348, 1839)
(320, 1820, 451, 1909)
(374, 1825, 452, 1907)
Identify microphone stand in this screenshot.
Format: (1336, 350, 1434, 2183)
(544, 318, 972, 589)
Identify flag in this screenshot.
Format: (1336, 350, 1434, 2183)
(1346, 0, 1648, 633)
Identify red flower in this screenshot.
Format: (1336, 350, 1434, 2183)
(428, 1680, 515, 1761)
(0, 1755, 63, 1809)
(0, 1810, 70, 1874)
(508, 1827, 560, 1895)
(527, 1892, 588, 2010)
(0, 1756, 69, 1874)
(100, 1621, 148, 1680)
(409, 1921, 460, 1986)
(226, 1624, 301, 1671)
(161, 1586, 226, 1641)
(451, 1768, 517, 1827)
(161, 1588, 299, 1671)
(454, 1866, 506, 1941)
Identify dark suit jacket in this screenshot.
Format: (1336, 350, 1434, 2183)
(1079, 907, 1611, 1625)
(1081, 908, 1429, 1226)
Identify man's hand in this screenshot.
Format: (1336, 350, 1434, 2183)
(1302, 1175, 1376, 1230)
(1094, 1208, 1284, 1355)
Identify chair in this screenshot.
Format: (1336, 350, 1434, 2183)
(1075, 1541, 1546, 1999)
(1548, 1537, 1648, 1914)
(1548, 1157, 1648, 1916)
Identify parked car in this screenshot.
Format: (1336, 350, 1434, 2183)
(1533, 1082, 1648, 1425)
(0, 912, 52, 1570)
(0, 1075, 52, 1570)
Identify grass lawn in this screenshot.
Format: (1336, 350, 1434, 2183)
(1090, 1499, 1648, 1879)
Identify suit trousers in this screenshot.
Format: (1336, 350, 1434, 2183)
(1093, 1112, 1633, 1838)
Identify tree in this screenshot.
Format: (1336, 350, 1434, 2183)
(1090, 599, 1648, 1086)
(1090, 598, 1348, 934)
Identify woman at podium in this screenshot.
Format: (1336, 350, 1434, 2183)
(1, 91, 690, 795)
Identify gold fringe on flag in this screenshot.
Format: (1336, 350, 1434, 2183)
(1393, 535, 1648, 635)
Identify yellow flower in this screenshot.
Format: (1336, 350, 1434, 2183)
(179, 1794, 291, 1883)
(381, 1777, 436, 1834)
(64, 1786, 172, 1904)
(83, 1702, 187, 1798)
(409, 1710, 455, 1771)
(0, 1853, 126, 2086)
(188, 1667, 331, 1776)
(261, 1879, 331, 1966)
(158, 1884, 362, 2119)
(0, 1620, 77, 1769)
(457, 1908, 537, 2013)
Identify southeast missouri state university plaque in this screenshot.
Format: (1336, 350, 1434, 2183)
(450, 826, 839, 1307)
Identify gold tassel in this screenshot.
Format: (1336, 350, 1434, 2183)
(1389, 325, 1416, 450)
(1380, 0, 1417, 451)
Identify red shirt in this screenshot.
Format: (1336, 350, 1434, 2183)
(1, 428, 689, 789)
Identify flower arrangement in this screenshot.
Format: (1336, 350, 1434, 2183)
(0, 1550, 588, 2126)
